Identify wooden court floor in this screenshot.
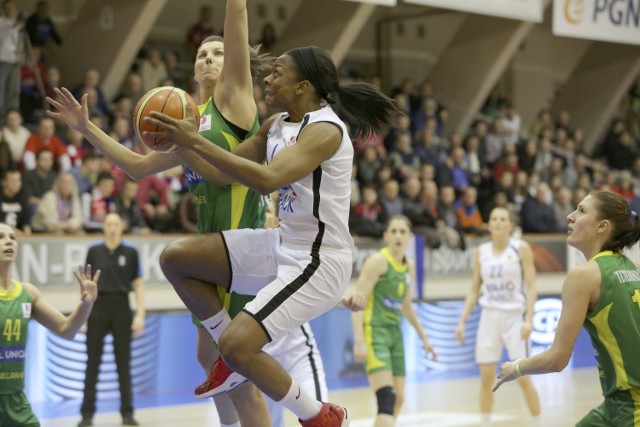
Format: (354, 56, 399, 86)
(40, 367, 602, 427)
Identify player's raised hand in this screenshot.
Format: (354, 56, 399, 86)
(74, 264, 100, 303)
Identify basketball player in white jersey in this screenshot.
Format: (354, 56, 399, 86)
(456, 207, 541, 426)
(146, 45, 400, 427)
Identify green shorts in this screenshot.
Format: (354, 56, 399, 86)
(364, 324, 405, 376)
(576, 388, 640, 427)
(0, 391, 40, 427)
(191, 287, 255, 327)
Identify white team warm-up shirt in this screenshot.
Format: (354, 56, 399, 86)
(478, 238, 527, 312)
(266, 105, 354, 252)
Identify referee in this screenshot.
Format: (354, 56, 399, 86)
(78, 213, 145, 427)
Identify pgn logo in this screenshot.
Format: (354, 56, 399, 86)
(531, 298, 562, 345)
(564, 0, 586, 24)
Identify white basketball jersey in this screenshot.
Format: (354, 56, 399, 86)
(266, 105, 354, 252)
(478, 238, 527, 311)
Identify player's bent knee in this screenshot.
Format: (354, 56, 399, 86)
(376, 386, 396, 415)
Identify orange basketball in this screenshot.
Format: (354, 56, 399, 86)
(133, 86, 199, 153)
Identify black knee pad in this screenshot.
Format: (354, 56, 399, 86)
(376, 386, 396, 415)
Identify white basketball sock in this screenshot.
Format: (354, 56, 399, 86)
(481, 413, 491, 427)
(201, 310, 231, 344)
(278, 379, 323, 421)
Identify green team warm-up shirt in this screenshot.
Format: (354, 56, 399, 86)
(0, 280, 32, 395)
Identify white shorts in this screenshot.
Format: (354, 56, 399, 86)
(264, 323, 328, 427)
(221, 227, 352, 342)
(475, 308, 529, 365)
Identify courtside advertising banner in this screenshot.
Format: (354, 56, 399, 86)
(553, 0, 640, 45)
(404, 0, 544, 22)
(341, 0, 396, 5)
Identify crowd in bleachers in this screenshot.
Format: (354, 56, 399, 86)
(1, 1, 639, 243)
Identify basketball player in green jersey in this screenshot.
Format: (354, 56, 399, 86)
(0, 223, 100, 426)
(46, 0, 274, 424)
(352, 215, 437, 427)
(495, 190, 640, 426)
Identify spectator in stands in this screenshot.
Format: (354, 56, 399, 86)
(555, 109, 573, 135)
(82, 171, 117, 233)
(2, 109, 30, 166)
(481, 190, 512, 225)
(492, 148, 520, 183)
(435, 185, 465, 249)
(611, 170, 635, 203)
(529, 108, 554, 139)
(31, 171, 83, 233)
(391, 78, 418, 116)
(21, 148, 56, 215)
(175, 190, 197, 233)
(109, 116, 135, 150)
(186, 5, 216, 61)
(521, 182, 557, 233)
(25, 1, 61, 50)
(0, 127, 12, 175)
(356, 145, 381, 186)
(65, 127, 91, 168)
(23, 116, 71, 171)
(139, 47, 168, 93)
(456, 186, 486, 235)
(484, 118, 508, 165)
(19, 46, 46, 123)
(257, 22, 277, 51)
(379, 178, 404, 217)
(383, 112, 411, 155)
(414, 128, 442, 168)
(71, 152, 100, 195)
(73, 69, 111, 119)
(436, 146, 469, 194)
(481, 88, 507, 121)
(401, 176, 439, 248)
(43, 64, 60, 99)
(518, 137, 537, 176)
(607, 130, 638, 171)
(411, 97, 439, 139)
(499, 102, 521, 146)
(0, 0, 23, 120)
(388, 132, 420, 180)
(552, 186, 573, 233)
(118, 72, 145, 107)
(0, 169, 31, 234)
(115, 177, 151, 235)
(464, 134, 485, 186)
(350, 184, 387, 238)
(163, 50, 186, 90)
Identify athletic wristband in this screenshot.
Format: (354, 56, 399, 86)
(514, 359, 523, 377)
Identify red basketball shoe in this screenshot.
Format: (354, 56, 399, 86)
(299, 403, 350, 427)
(194, 356, 247, 398)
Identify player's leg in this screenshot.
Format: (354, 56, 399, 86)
(475, 309, 503, 426)
(111, 298, 135, 422)
(504, 313, 541, 420)
(479, 364, 497, 417)
(389, 325, 407, 419)
(159, 233, 230, 320)
(392, 376, 405, 420)
(368, 370, 395, 427)
(196, 325, 238, 425)
(80, 309, 110, 423)
(265, 323, 329, 427)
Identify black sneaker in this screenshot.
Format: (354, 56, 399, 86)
(122, 415, 140, 426)
(77, 418, 93, 427)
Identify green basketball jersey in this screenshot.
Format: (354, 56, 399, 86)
(0, 281, 32, 395)
(183, 98, 265, 234)
(585, 251, 640, 397)
(364, 248, 410, 327)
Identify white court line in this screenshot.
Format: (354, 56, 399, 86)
(349, 411, 518, 427)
